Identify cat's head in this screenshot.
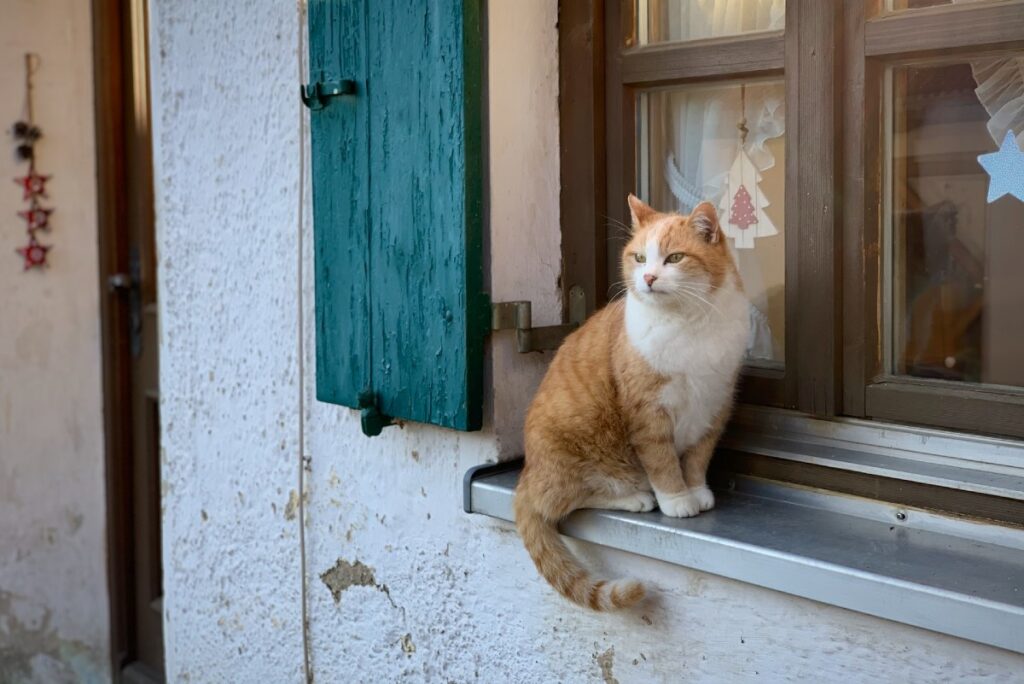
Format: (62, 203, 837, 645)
(621, 194, 737, 306)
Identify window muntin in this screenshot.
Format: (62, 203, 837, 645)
(888, 58, 1024, 389)
(638, 0, 785, 45)
(637, 80, 786, 368)
(597, 0, 1024, 443)
(886, 0, 989, 11)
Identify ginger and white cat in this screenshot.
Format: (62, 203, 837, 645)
(514, 195, 749, 610)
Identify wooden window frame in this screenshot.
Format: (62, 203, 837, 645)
(562, 0, 840, 413)
(845, 0, 1024, 439)
(559, 0, 1024, 443)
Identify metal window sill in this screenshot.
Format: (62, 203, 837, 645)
(463, 460, 1024, 655)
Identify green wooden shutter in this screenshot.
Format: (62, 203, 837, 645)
(307, 0, 486, 435)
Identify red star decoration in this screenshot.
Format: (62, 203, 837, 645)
(16, 237, 51, 270)
(18, 206, 53, 231)
(14, 171, 50, 200)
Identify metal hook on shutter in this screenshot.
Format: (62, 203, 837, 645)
(300, 79, 357, 110)
(357, 389, 392, 437)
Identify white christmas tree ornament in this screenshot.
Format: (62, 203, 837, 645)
(718, 146, 777, 249)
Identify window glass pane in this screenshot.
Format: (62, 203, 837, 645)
(638, 0, 784, 46)
(889, 57, 1024, 388)
(638, 79, 786, 368)
(887, 0, 988, 11)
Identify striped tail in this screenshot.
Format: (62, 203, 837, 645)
(514, 493, 645, 611)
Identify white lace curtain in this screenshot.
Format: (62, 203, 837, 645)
(950, 0, 1024, 146)
(971, 57, 1024, 146)
(650, 0, 786, 363)
(646, 0, 784, 44)
(654, 1, 786, 216)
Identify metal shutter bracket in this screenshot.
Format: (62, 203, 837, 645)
(491, 285, 586, 353)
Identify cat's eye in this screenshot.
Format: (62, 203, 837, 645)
(665, 252, 685, 264)
(633, 253, 646, 263)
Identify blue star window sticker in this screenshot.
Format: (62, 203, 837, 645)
(978, 130, 1024, 204)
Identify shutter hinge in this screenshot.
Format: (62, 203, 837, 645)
(491, 285, 586, 353)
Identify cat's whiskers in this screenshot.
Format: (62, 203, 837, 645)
(602, 213, 633, 238)
(667, 285, 724, 320)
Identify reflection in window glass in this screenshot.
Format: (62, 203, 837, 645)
(638, 80, 786, 368)
(890, 57, 1024, 388)
(638, 0, 784, 45)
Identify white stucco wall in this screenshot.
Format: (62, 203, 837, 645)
(0, 2, 109, 682)
(153, 1, 1024, 682)
(487, 0, 563, 458)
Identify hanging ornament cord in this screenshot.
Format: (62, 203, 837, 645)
(737, 84, 755, 226)
(737, 83, 748, 147)
(728, 84, 757, 236)
(739, 84, 749, 222)
(25, 53, 35, 125)
(13, 53, 53, 270)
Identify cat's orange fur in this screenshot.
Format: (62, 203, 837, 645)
(514, 195, 747, 610)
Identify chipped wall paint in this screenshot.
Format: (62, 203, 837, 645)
(153, 1, 1024, 682)
(0, 1, 109, 681)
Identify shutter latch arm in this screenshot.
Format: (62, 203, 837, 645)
(491, 285, 586, 353)
(300, 79, 357, 110)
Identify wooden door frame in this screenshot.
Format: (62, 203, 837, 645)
(92, 0, 137, 676)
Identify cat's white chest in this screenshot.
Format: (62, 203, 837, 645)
(625, 290, 749, 452)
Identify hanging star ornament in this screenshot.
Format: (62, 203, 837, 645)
(16, 237, 50, 270)
(978, 131, 1024, 203)
(18, 206, 53, 231)
(14, 170, 49, 201)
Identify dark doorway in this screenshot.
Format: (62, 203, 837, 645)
(94, 0, 163, 680)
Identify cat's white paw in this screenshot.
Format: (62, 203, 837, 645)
(619, 491, 657, 512)
(691, 485, 715, 512)
(594, 491, 657, 512)
(655, 490, 701, 518)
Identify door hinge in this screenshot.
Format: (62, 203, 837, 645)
(491, 285, 586, 353)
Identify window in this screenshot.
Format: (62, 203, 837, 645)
(638, 78, 787, 370)
(558, 0, 1024, 516)
(849, 1, 1024, 439)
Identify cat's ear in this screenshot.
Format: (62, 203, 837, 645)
(689, 201, 721, 243)
(628, 193, 657, 228)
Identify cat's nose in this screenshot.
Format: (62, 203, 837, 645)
(644, 274, 658, 288)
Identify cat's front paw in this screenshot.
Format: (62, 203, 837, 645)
(654, 490, 701, 518)
(691, 485, 715, 512)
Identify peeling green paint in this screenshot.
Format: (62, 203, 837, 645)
(307, 0, 486, 432)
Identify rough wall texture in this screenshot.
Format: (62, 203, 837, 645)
(154, 1, 1024, 683)
(149, 1, 306, 681)
(0, 1, 109, 682)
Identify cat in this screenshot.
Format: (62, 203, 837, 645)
(513, 194, 750, 610)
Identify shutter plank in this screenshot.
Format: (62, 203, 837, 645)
(367, 0, 484, 430)
(308, 0, 371, 408)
